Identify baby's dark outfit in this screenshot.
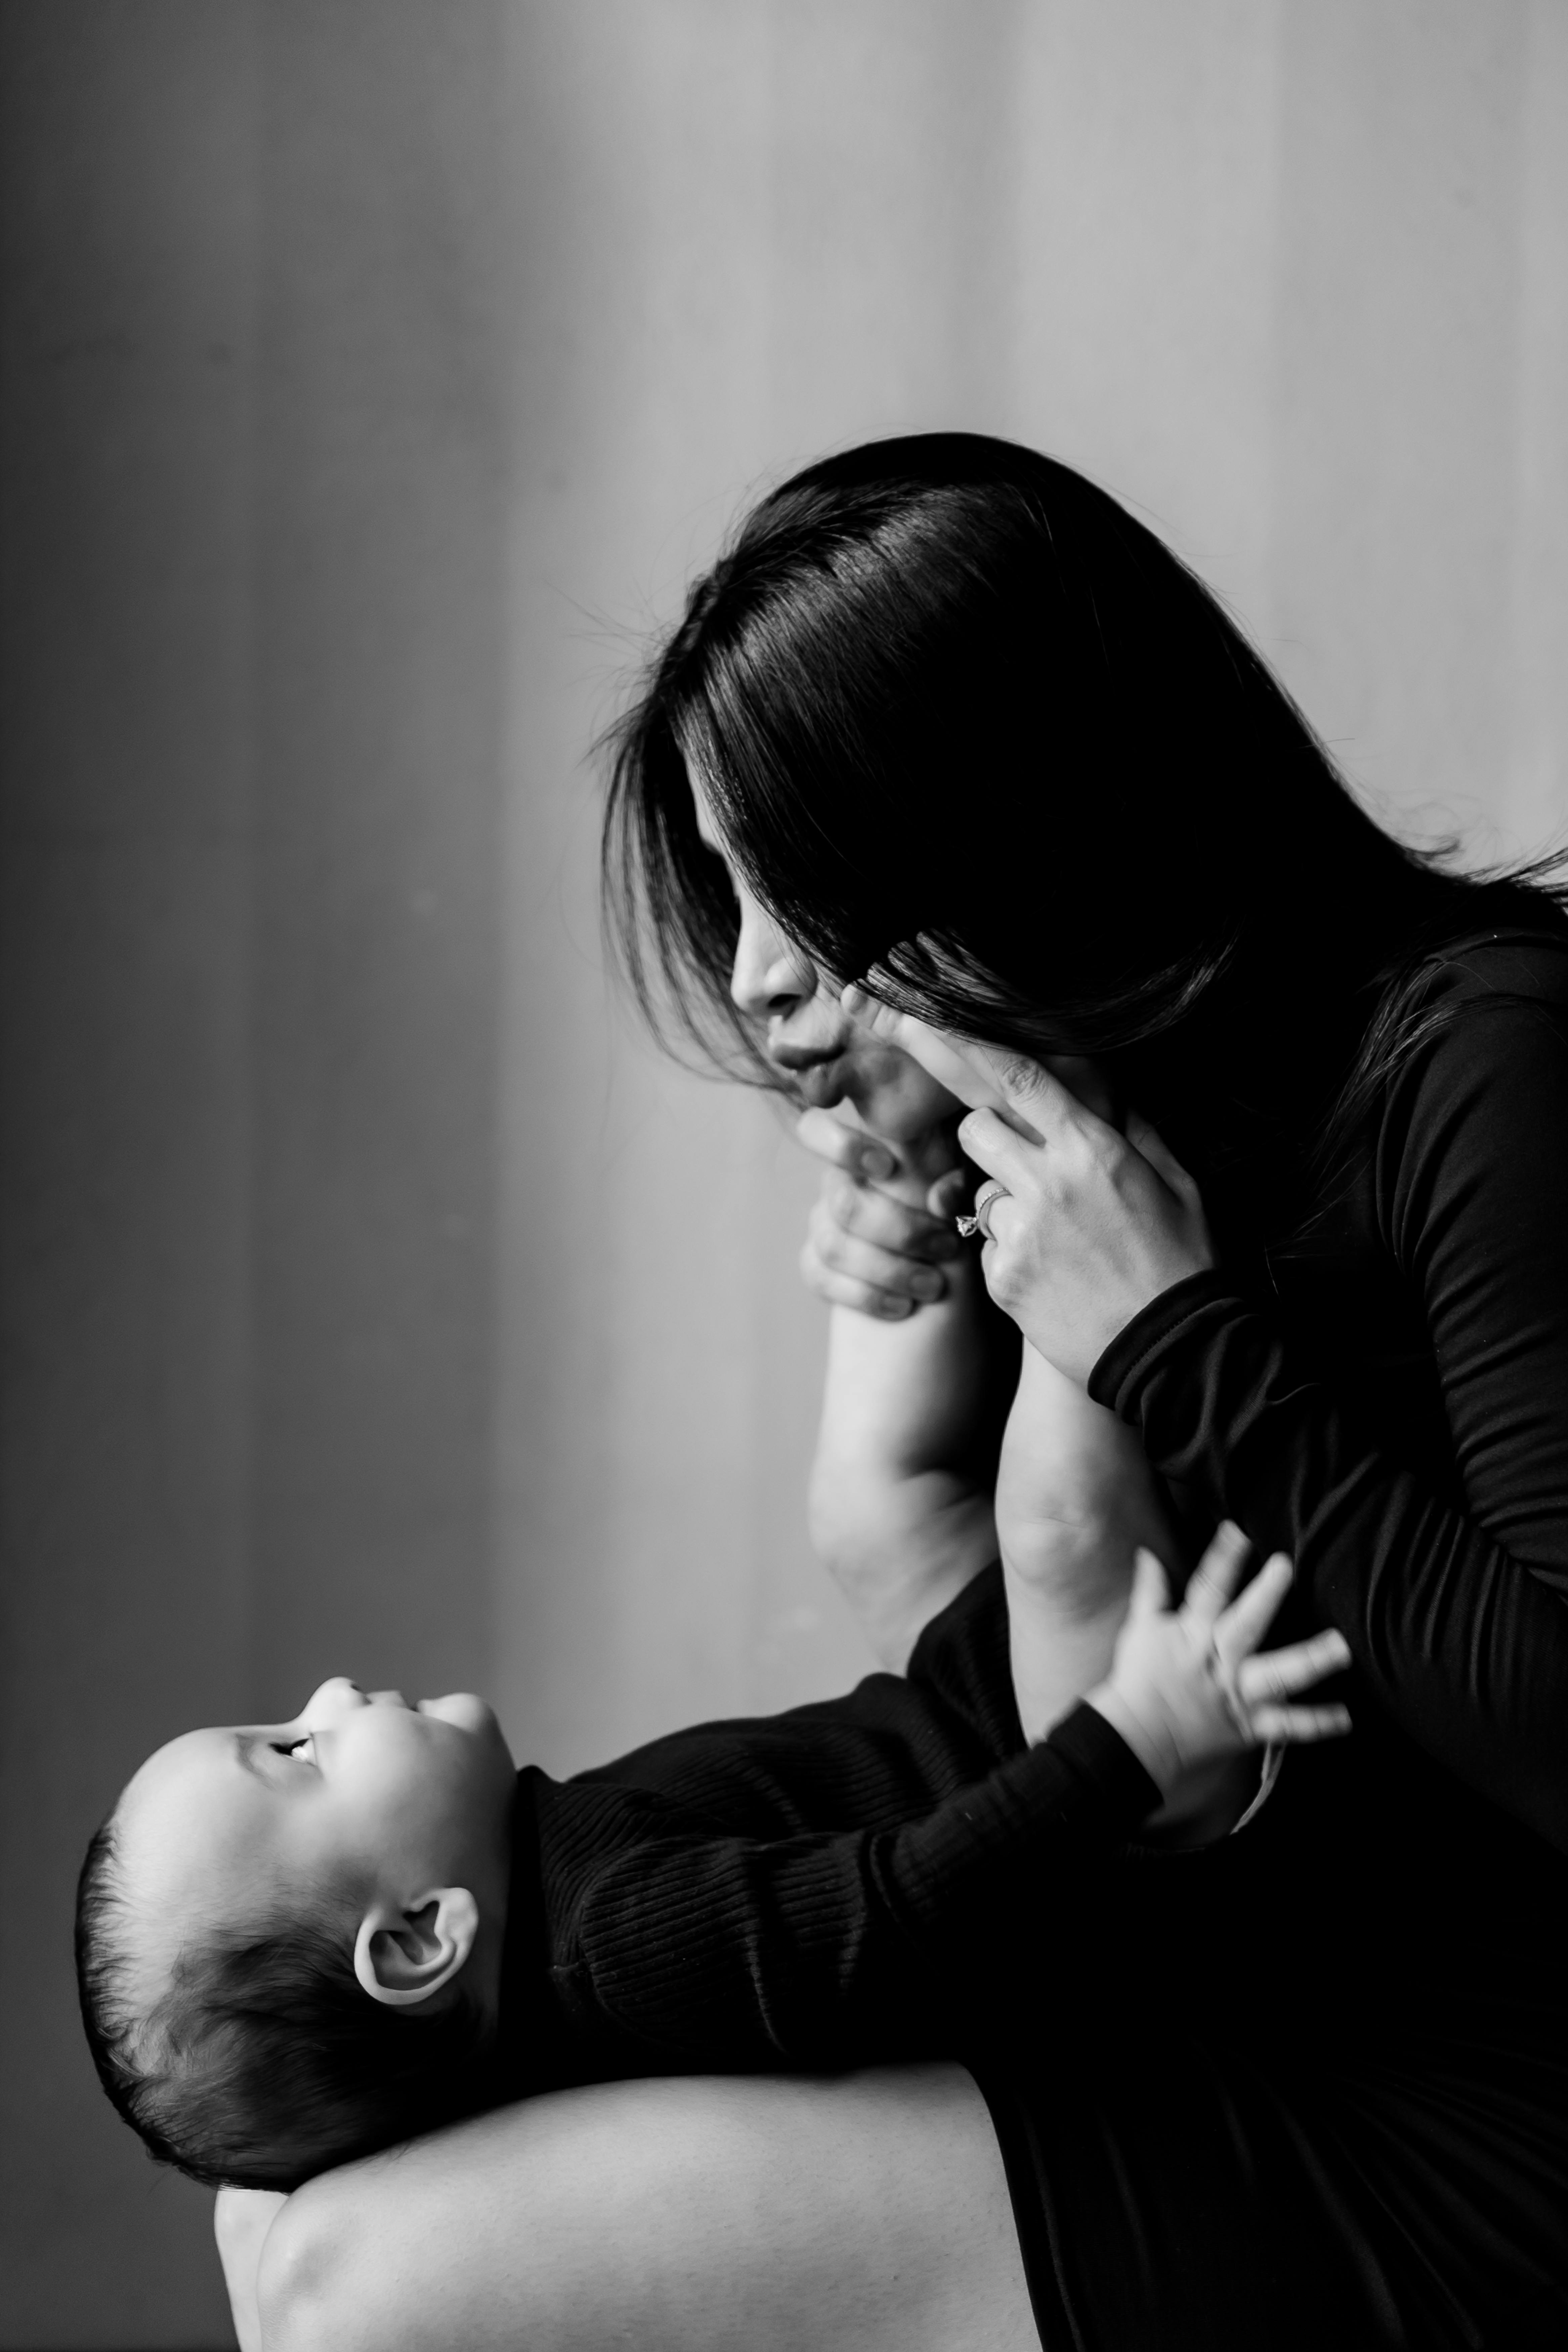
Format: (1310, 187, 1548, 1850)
(501, 1570, 1157, 2085)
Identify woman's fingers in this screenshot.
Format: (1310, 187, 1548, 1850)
(953, 1105, 1043, 1189)
(1122, 1109, 1202, 1210)
(862, 1008, 1083, 1145)
(833, 988, 1077, 1153)
(970, 1178, 1010, 1242)
(837, 993, 1021, 1120)
(833, 989, 1137, 1175)
(834, 989, 1126, 1147)
(836, 980, 906, 1047)
(1179, 1521, 1251, 1629)
(960, 1045, 1084, 1143)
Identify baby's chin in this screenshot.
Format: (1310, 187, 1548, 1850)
(417, 1691, 507, 1744)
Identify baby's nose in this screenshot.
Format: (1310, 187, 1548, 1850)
(365, 1688, 410, 1709)
(306, 1675, 368, 1719)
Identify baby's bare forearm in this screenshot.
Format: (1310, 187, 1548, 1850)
(998, 1345, 1177, 1741)
(810, 1260, 1013, 1667)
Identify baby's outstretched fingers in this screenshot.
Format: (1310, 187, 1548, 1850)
(1178, 1520, 1251, 1632)
(1230, 1626, 1353, 1746)
(1232, 1626, 1351, 1706)
(795, 1104, 898, 1186)
(1245, 1700, 1354, 1746)
(1210, 1550, 1294, 1665)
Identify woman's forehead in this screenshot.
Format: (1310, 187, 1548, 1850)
(688, 771, 724, 850)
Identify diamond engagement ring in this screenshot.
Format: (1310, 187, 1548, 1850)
(957, 1181, 1010, 1242)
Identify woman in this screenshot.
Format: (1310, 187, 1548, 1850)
(241, 436, 1568, 2349)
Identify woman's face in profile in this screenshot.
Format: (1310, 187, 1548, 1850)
(691, 778, 961, 1142)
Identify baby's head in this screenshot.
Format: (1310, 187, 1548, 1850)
(76, 1678, 517, 2189)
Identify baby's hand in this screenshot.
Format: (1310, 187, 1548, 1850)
(1084, 1522, 1351, 1798)
(796, 1107, 968, 1320)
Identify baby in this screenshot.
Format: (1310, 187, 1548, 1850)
(77, 1519, 1349, 2192)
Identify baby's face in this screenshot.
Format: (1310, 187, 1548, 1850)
(115, 1681, 517, 1999)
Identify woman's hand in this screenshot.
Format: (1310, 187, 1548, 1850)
(960, 1055, 1212, 1382)
(796, 1107, 969, 1321)
(837, 997, 1212, 1382)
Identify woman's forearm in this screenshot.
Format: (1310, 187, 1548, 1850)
(1092, 1273, 1568, 1852)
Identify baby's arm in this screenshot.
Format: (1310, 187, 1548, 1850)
(805, 1038, 1186, 1733)
(996, 1343, 1179, 1742)
(801, 1114, 1015, 1666)
(552, 1540, 1348, 2070)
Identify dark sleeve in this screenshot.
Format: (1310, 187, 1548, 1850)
(549, 1703, 1156, 2066)
(577, 1564, 1021, 1840)
(1089, 994, 1568, 1854)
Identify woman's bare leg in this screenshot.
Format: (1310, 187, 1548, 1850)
(215, 2188, 287, 2352)
(257, 2065, 1036, 2352)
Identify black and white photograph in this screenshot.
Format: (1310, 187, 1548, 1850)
(4, 6, 1568, 2347)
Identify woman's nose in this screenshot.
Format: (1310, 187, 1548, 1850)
(730, 898, 816, 1019)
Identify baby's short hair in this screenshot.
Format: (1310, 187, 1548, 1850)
(76, 1812, 496, 2189)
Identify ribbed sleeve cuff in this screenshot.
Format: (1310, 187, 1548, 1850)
(1044, 1696, 1163, 1817)
(1088, 1269, 1252, 1418)
(893, 1700, 1160, 1928)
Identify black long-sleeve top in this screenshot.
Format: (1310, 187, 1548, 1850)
(497, 932, 1568, 2352)
(1091, 930, 1568, 1862)
(498, 1579, 1158, 2089)
(501, 935, 1568, 2088)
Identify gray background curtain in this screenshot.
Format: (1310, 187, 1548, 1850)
(3, 4, 1565, 2341)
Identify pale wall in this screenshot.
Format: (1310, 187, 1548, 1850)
(2, 4, 1564, 2342)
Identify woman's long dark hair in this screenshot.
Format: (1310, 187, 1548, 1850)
(603, 434, 1565, 1233)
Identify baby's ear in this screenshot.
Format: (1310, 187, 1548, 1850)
(354, 1888, 478, 2009)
